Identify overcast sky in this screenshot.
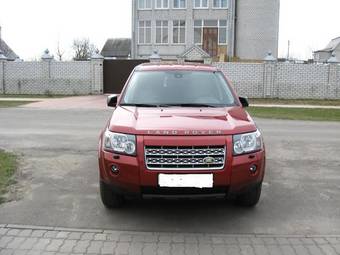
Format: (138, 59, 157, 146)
(0, 0, 339, 60)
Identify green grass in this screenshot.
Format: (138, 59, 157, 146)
(248, 107, 340, 122)
(249, 98, 340, 106)
(0, 101, 35, 108)
(0, 151, 17, 203)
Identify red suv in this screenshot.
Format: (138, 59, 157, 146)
(98, 63, 265, 208)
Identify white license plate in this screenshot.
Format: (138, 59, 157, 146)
(158, 174, 213, 188)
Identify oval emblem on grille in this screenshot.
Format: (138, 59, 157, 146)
(203, 157, 215, 164)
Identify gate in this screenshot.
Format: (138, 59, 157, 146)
(103, 59, 148, 94)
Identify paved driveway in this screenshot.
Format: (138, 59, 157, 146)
(0, 106, 340, 236)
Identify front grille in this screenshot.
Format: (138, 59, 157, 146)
(144, 146, 226, 170)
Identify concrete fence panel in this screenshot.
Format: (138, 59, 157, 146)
(214, 62, 340, 99)
(0, 59, 102, 95)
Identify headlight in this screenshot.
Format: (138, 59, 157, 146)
(103, 130, 136, 156)
(233, 130, 263, 155)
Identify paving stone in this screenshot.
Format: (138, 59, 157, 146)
(6, 229, 21, 236)
(0, 236, 14, 248)
(32, 238, 50, 250)
(239, 244, 254, 255)
(306, 244, 324, 255)
(172, 234, 185, 243)
(119, 234, 132, 242)
(31, 230, 46, 238)
(45, 239, 63, 252)
(55, 232, 70, 239)
(158, 235, 172, 243)
(253, 245, 269, 255)
(212, 244, 229, 255)
(318, 244, 337, 255)
(312, 237, 328, 244)
(128, 242, 143, 255)
(101, 241, 116, 254)
(326, 238, 340, 244)
(17, 230, 32, 237)
(292, 245, 309, 255)
(73, 240, 90, 253)
(0, 249, 14, 255)
(115, 242, 130, 255)
(157, 243, 171, 255)
(19, 237, 38, 250)
(171, 243, 185, 255)
(81, 232, 95, 240)
(67, 232, 82, 240)
(59, 239, 77, 253)
(184, 243, 199, 255)
(223, 237, 237, 245)
(211, 237, 225, 244)
(94, 233, 107, 241)
(299, 238, 315, 245)
(237, 237, 252, 245)
(0, 228, 9, 236)
(107, 233, 120, 241)
(43, 231, 59, 239)
(87, 240, 103, 254)
(280, 245, 296, 255)
(6, 237, 26, 249)
(197, 244, 213, 255)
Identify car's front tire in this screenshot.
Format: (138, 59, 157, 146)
(100, 181, 124, 208)
(235, 183, 262, 207)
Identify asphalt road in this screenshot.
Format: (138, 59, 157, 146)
(0, 107, 340, 235)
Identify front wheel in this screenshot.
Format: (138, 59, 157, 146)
(100, 182, 124, 209)
(235, 183, 262, 207)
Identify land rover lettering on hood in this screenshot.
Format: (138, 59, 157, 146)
(98, 63, 265, 208)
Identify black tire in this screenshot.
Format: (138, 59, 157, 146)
(100, 182, 124, 209)
(235, 183, 262, 207)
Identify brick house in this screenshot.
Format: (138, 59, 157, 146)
(313, 37, 340, 63)
(0, 26, 19, 60)
(131, 0, 280, 61)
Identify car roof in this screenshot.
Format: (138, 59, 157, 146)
(135, 62, 218, 72)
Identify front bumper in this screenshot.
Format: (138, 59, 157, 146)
(98, 135, 265, 197)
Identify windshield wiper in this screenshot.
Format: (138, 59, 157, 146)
(120, 103, 168, 107)
(165, 103, 218, 108)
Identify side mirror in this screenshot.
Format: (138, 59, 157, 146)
(239, 97, 249, 108)
(107, 95, 118, 107)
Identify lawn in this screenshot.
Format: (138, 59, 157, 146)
(249, 98, 340, 106)
(0, 150, 17, 203)
(0, 101, 35, 108)
(248, 107, 340, 122)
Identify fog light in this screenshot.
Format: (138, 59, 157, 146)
(111, 165, 119, 173)
(249, 165, 257, 174)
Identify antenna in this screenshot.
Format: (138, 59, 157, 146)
(287, 40, 290, 60)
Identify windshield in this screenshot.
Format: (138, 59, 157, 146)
(120, 71, 237, 107)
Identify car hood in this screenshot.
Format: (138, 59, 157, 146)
(108, 106, 257, 135)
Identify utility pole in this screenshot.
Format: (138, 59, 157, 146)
(287, 40, 290, 60)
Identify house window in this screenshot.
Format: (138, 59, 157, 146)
(194, 19, 228, 44)
(173, 20, 186, 44)
(173, 0, 186, 8)
(138, 21, 152, 44)
(155, 0, 169, 9)
(156, 21, 169, 44)
(193, 0, 208, 8)
(218, 20, 227, 44)
(213, 0, 227, 8)
(194, 20, 203, 44)
(138, 0, 152, 9)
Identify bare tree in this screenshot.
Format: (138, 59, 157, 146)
(72, 38, 98, 61)
(56, 41, 65, 61)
